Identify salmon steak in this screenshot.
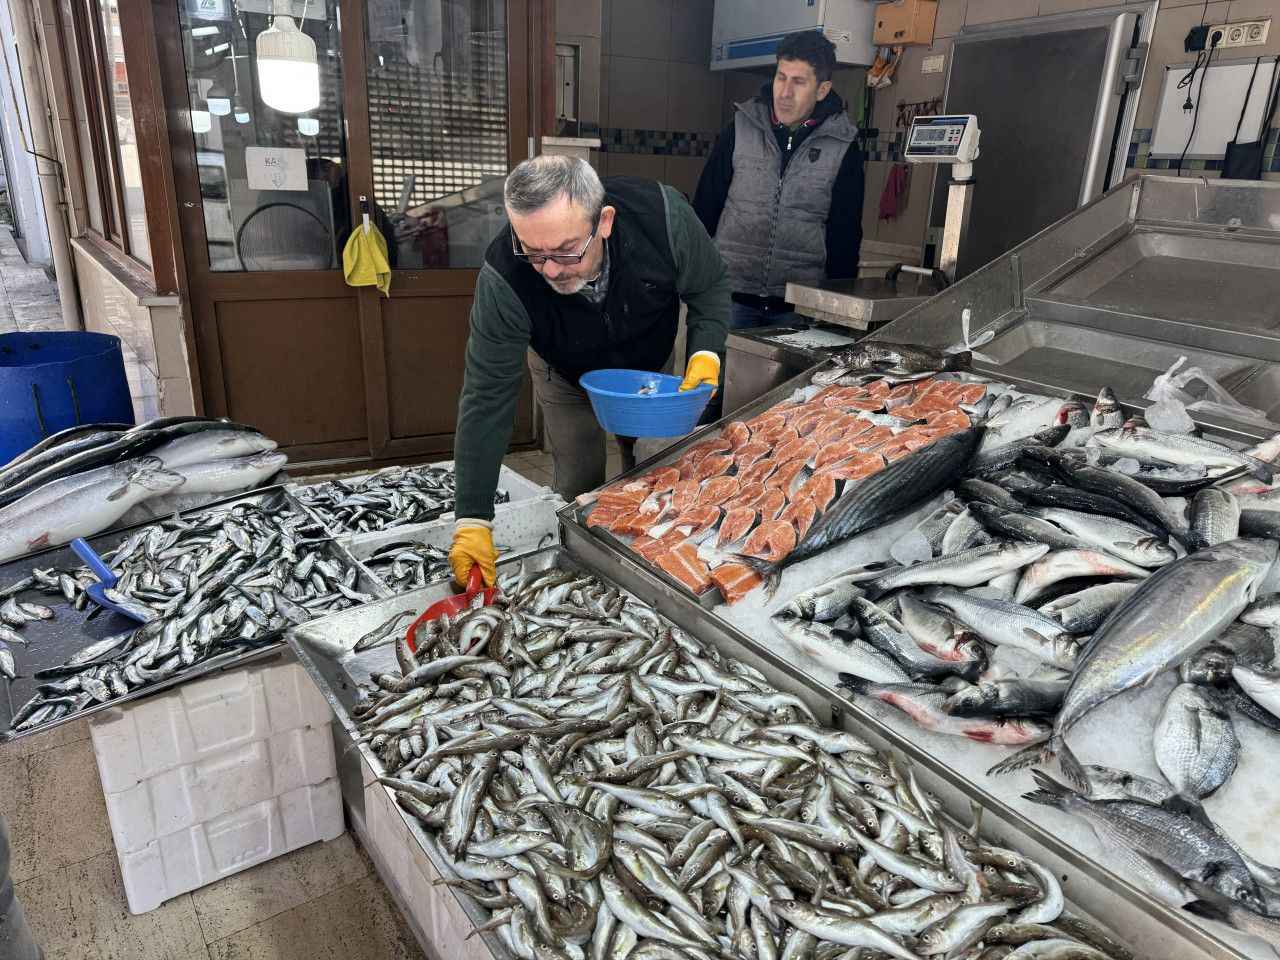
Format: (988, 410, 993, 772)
(741, 519, 797, 562)
(779, 498, 818, 539)
(656, 541, 712, 593)
(717, 505, 759, 548)
(710, 562, 763, 604)
(722, 421, 751, 450)
(695, 454, 735, 481)
(698, 475, 740, 505)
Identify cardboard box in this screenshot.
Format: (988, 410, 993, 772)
(874, 0, 938, 46)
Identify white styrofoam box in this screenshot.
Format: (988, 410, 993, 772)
(344, 493, 565, 588)
(90, 659, 332, 794)
(103, 723, 335, 853)
(357, 776, 490, 960)
(119, 778, 343, 914)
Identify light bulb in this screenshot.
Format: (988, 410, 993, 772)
(297, 117, 319, 136)
(207, 96, 232, 116)
(256, 15, 320, 114)
(191, 109, 212, 133)
(234, 110, 251, 124)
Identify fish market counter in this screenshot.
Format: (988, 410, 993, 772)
(289, 545, 1146, 960)
(555, 359, 1280, 960)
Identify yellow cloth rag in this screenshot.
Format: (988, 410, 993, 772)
(342, 223, 391, 296)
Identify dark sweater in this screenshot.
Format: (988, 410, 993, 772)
(454, 178, 730, 520)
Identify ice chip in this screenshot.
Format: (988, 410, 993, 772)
(1112, 457, 1142, 476)
(890, 531, 933, 566)
(1146, 398, 1196, 435)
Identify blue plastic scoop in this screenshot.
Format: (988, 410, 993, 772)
(69, 538, 154, 623)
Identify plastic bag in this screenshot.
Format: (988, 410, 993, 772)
(1144, 356, 1273, 427)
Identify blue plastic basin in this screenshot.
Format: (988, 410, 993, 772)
(0, 331, 134, 463)
(579, 368, 713, 438)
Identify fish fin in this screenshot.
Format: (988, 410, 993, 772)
(106, 482, 133, 502)
(987, 738, 1054, 777)
(1113, 541, 1137, 550)
(729, 554, 782, 599)
(1022, 628, 1055, 646)
(836, 673, 871, 695)
(1058, 742, 1089, 790)
(1182, 899, 1231, 925)
(1239, 453, 1275, 484)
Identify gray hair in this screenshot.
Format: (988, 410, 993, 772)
(504, 155, 605, 220)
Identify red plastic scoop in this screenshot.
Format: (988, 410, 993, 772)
(404, 566, 500, 653)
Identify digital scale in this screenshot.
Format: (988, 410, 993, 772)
(894, 114, 981, 284)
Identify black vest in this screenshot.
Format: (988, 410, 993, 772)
(485, 177, 680, 386)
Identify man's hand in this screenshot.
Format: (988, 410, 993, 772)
(679, 351, 721, 396)
(449, 520, 498, 587)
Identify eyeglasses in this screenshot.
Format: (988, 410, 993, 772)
(510, 219, 599, 265)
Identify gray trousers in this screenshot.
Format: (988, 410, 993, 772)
(0, 816, 41, 960)
(529, 351, 679, 503)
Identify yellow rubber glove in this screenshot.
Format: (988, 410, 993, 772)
(449, 521, 498, 588)
(679, 351, 721, 397)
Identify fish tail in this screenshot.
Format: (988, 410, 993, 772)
(1058, 741, 1089, 790)
(1021, 769, 1076, 809)
(729, 554, 782, 598)
(1240, 452, 1275, 484)
(986, 736, 1055, 777)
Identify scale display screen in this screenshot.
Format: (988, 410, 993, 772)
(904, 115, 977, 161)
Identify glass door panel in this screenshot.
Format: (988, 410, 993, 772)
(177, 0, 348, 272)
(364, 0, 511, 269)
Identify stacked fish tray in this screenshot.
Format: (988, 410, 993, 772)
(0, 488, 389, 740)
(559, 358, 1280, 960)
(88, 657, 342, 913)
(288, 546, 1146, 960)
(288, 461, 558, 595)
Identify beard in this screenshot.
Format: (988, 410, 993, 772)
(544, 274, 589, 295)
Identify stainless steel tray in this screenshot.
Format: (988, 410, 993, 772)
(0, 488, 386, 740)
(558, 511, 1263, 960)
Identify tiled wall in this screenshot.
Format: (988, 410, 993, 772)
(861, 0, 1280, 256)
(589, 0, 724, 198)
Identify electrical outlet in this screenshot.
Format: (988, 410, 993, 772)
(1207, 19, 1271, 48)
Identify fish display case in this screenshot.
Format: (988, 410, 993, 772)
(871, 175, 1280, 445)
(546, 177, 1280, 960)
(0, 487, 390, 741)
(287, 543, 1172, 960)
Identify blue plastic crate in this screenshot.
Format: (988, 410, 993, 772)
(579, 368, 713, 438)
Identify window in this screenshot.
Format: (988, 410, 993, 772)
(177, 0, 349, 272)
(98, 0, 151, 265)
(62, 0, 154, 269)
(364, 0, 512, 269)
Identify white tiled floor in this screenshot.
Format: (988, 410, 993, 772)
(0, 722, 423, 959)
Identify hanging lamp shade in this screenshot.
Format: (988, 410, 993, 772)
(256, 13, 320, 114)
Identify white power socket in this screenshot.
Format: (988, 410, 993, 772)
(1208, 19, 1271, 48)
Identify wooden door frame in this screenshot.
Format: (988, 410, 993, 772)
(340, 0, 534, 461)
(158, 0, 542, 465)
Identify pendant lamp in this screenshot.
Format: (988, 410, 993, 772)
(256, 3, 320, 114)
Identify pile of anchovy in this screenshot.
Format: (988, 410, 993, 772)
(2, 499, 375, 734)
(350, 563, 1131, 960)
(362, 541, 453, 592)
(294, 465, 510, 534)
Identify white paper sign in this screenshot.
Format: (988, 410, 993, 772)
(245, 146, 308, 192)
(187, 0, 229, 20)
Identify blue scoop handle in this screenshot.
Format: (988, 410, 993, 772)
(70, 538, 118, 589)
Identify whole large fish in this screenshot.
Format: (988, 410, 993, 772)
(1000, 539, 1277, 785)
(741, 428, 983, 593)
(839, 676, 1053, 745)
(151, 429, 278, 469)
(0, 461, 185, 563)
(921, 587, 1079, 669)
(1090, 426, 1273, 483)
(771, 612, 909, 684)
(1154, 683, 1239, 801)
(0, 421, 131, 472)
(167, 451, 288, 496)
(865, 541, 1050, 596)
(1023, 771, 1263, 913)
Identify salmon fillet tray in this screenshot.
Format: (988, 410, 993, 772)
(579, 376, 986, 603)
